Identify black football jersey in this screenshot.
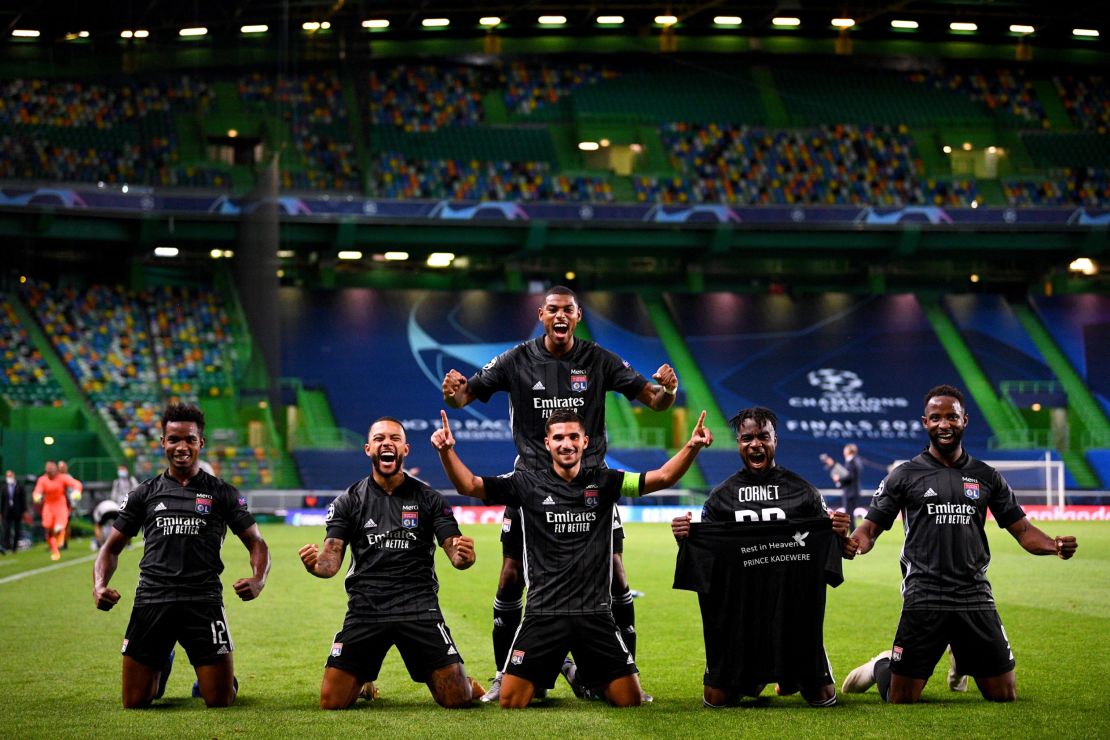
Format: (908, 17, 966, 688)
(114, 470, 256, 605)
(866, 449, 1026, 610)
(702, 465, 830, 524)
(482, 466, 644, 615)
(467, 337, 648, 471)
(325, 473, 462, 623)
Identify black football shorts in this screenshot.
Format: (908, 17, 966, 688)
(503, 612, 637, 690)
(325, 619, 464, 683)
(890, 609, 1016, 680)
(122, 602, 234, 668)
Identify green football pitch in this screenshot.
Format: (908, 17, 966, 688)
(3, 520, 1108, 738)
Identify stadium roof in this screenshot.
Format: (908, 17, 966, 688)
(2, 1, 1103, 46)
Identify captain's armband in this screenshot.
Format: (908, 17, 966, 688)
(620, 472, 644, 498)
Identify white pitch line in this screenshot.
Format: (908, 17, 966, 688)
(0, 553, 97, 585)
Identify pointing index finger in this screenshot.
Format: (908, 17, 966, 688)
(696, 410, 706, 429)
(440, 409, 449, 429)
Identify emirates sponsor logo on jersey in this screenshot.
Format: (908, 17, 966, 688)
(401, 510, 419, 529)
(570, 371, 588, 393)
(195, 495, 212, 514)
(156, 515, 205, 536)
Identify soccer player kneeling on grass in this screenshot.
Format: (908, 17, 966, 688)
(841, 385, 1078, 704)
(299, 416, 484, 710)
(93, 403, 271, 708)
(432, 408, 713, 708)
(671, 407, 851, 708)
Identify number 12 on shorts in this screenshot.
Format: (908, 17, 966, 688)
(211, 619, 230, 647)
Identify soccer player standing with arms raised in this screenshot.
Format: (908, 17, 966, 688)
(442, 286, 678, 701)
(433, 408, 712, 708)
(841, 384, 1078, 703)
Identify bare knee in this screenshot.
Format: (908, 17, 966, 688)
(604, 675, 643, 707)
(429, 665, 475, 708)
(703, 686, 733, 707)
(498, 675, 533, 708)
(978, 679, 1017, 703)
(122, 695, 153, 710)
(204, 693, 235, 708)
(320, 694, 353, 710)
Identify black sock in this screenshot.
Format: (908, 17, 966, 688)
(492, 596, 523, 673)
(875, 658, 892, 702)
(611, 589, 636, 659)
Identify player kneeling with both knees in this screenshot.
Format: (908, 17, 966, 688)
(93, 403, 270, 708)
(299, 416, 483, 710)
(671, 407, 851, 709)
(841, 385, 1078, 704)
(433, 408, 712, 708)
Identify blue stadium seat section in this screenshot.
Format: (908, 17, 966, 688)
(665, 292, 986, 487)
(1029, 295, 1110, 418)
(580, 292, 669, 386)
(279, 288, 543, 489)
(1086, 450, 1110, 489)
(943, 294, 1053, 387)
(291, 449, 375, 492)
(605, 449, 670, 478)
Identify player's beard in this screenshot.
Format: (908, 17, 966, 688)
(552, 447, 581, 472)
(928, 425, 964, 455)
(371, 451, 405, 479)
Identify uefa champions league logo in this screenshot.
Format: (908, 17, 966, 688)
(787, 368, 917, 439)
(807, 368, 864, 393)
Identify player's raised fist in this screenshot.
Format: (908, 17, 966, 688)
(93, 586, 121, 611)
(652, 364, 678, 393)
(671, 512, 693, 542)
(431, 410, 456, 450)
(447, 535, 476, 569)
(233, 577, 264, 601)
(1055, 535, 1078, 560)
(842, 536, 861, 560)
(442, 369, 467, 398)
(830, 510, 851, 538)
(688, 410, 713, 448)
(299, 543, 319, 572)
